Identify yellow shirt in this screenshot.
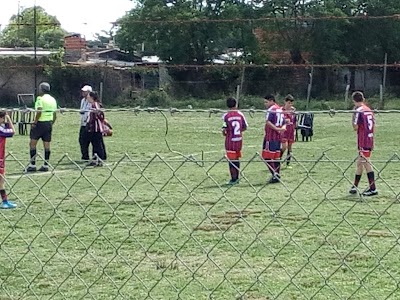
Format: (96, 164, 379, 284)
(35, 94, 57, 122)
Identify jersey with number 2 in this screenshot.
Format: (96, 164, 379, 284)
(222, 111, 248, 151)
(354, 104, 374, 150)
(265, 104, 284, 141)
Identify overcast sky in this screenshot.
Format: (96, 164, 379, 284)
(0, 0, 135, 39)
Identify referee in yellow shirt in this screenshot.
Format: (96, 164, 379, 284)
(25, 82, 57, 172)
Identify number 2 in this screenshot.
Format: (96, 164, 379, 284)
(232, 121, 241, 135)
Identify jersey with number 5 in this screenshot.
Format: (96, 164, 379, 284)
(265, 104, 284, 142)
(222, 110, 248, 151)
(354, 105, 374, 150)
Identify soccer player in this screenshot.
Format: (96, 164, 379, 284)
(79, 85, 93, 161)
(222, 97, 248, 185)
(0, 111, 17, 209)
(262, 95, 286, 183)
(281, 94, 296, 168)
(349, 91, 378, 196)
(25, 82, 58, 172)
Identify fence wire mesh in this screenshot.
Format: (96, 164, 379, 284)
(1, 150, 400, 300)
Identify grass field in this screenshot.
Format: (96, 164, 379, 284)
(0, 109, 399, 300)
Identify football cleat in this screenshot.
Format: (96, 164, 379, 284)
(1, 200, 17, 209)
(349, 186, 358, 194)
(362, 189, 378, 197)
(24, 165, 37, 173)
(38, 165, 49, 172)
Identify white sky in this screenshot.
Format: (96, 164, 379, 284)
(0, 0, 135, 40)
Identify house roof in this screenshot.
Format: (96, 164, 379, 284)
(0, 49, 56, 56)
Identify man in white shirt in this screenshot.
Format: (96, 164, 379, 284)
(79, 85, 92, 161)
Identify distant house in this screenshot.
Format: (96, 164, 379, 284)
(0, 48, 56, 58)
(64, 33, 87, 62)
(97, 49, 142, 62)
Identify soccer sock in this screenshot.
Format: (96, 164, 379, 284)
(367, 172, 376, 190)
(266, 161, 275, 176)
(44, 149, 51, 166)
(232, 161, 240, 181)
(286, 150, 292, 166)
(0, 189, 7, 202)
(353, 174, 362, 187)
(30, 148, 37, 165)
(228, 162, 235, 181)
(275, 160, 281, 176)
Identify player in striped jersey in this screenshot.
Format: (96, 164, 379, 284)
(222, 97, 248, 185)
(281, 94, 296, 168)
(349, 91, 378, 196)
(262, 95, 286, 183)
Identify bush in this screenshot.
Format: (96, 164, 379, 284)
(144, 89, 170, 107)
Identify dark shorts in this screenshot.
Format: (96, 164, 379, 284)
(262, 140, 281, 160)
(30, 121, 53, 142)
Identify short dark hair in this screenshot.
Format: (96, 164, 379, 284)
(0, 111, 6, 118)
(89, 91, 100, 102)
(352, 91, 365, 102)
(264, 94, 275, 101)
(285, 94, 295, 102)
(226, 97, 237, 108)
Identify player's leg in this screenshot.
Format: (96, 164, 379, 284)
(39, 123, 52, 171)
(26, 138, 39, 172)
(0, 173, 16, 209)
(273, 143, 282, 179)
(79, 126, 90, 161)
(262, 140, 275, 177)
(280, 140, 287, 161)
(90, 132, 105, 166)
(226, 151, 239, 184)
(362, 151, 377, 196)
(286, 141, 293, 167)
(349, 155, 364, 194)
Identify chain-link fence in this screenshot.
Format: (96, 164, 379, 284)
(1, 150, 399, 299)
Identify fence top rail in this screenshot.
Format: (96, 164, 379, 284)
(2, 107, 400, 116)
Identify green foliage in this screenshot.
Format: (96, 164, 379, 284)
(143, 89, 170, 107)
(0, 6, 67, 49)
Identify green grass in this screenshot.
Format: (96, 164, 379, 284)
(0, 110, 399, 300)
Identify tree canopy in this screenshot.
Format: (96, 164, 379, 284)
(0, 6, 67, 49)
(115, 0, 400, 65)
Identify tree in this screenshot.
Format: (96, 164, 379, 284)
(115, 0, 259, 64)
(0, 6, 67, 49)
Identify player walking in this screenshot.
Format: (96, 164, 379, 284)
(281, 94, 296, 168)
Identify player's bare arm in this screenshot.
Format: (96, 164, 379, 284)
(53, 112, 57, 125)
(5, 115, 15, 133)
(33, 107, 42, 126)
(266, 120, 286, 132)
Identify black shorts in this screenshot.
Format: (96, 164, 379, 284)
(30, 121, 53, 142)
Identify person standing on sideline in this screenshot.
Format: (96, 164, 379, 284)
(349, 91, 378, 196)
(222, 97, 248, 185)
(0, 111, 17, 209)
(281, 94, 297, 168)
(262, 94, 286, 183)
(86, 91, 106, 166)
(25, 82, 57, 172)
(79, 85, 92, 161)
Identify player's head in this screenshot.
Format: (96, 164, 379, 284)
(284, 94, 295, 107)
(226, 97, 237, 109)
(88, 91, 100, 103)
(264, 94, 275, 108)
(38, 82, 51, 95)
(0, 111, 6, 124)
(81, 85, 93, 97)
(352, 91, 365, 106)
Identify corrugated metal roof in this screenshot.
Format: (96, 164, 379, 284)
(0, 50, 55, 56)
